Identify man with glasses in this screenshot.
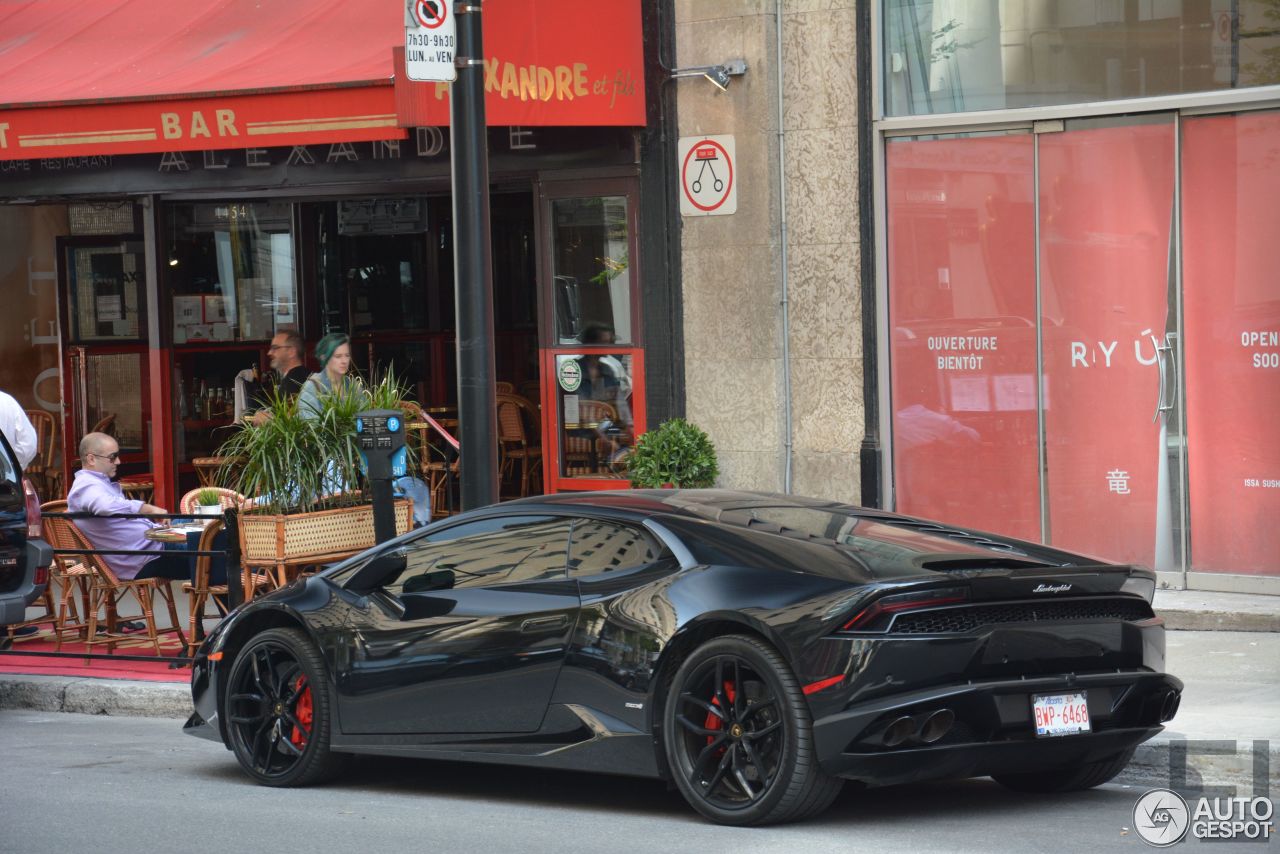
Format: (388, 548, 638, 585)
(67, 432, 189, 599)
(245, 330, 309, 425)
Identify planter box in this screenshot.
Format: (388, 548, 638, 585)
(238, 499, 413, 565)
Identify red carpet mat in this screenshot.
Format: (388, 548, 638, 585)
(0, 625, 190, 683)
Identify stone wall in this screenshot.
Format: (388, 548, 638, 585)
(674, 0, 863, 500)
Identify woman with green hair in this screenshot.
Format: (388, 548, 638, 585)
(298, 331, 361, 420)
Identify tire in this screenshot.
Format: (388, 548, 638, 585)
(223, 627, 347, 787)
(992, 747, 1136, 793)
(662, 634, 844, 826)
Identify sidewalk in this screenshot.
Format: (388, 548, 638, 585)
(1153, 587, 1280, 632)
(2, 592, 1276, 796)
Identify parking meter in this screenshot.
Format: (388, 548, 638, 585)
(355, 409, 407, 544)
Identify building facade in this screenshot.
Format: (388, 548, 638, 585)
(0, 0, 680, 508)
(675, 0, 1279, 593)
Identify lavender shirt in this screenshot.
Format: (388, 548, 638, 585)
(66, 469, 162, 580)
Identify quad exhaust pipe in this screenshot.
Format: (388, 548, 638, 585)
(882, 708, 956, 747)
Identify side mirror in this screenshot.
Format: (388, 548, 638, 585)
(347, 552, 407, 595)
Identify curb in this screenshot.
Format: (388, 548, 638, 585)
(0, 674, 191, 719)
(1160, 609, 1280, 633)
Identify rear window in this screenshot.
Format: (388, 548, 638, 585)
(0, 434, 20, 511)
(0, 434, 16, 484)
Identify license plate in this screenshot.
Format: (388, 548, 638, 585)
(1032, 692, 1091, 737)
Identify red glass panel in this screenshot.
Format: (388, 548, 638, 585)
(887, 135, 1040, 540)
(1039, 122, 1175, 567)
(1182, 111, 1280, 576)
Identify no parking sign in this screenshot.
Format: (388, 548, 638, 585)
(678, 135, 737, 216)
(405, 0, 457, 82)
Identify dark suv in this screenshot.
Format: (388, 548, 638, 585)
(0, 430, 52, 631)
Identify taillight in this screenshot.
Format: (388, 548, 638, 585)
(22, 478, 42, 539)
(34, 564, 49, 586)
(840, 586, 969, 632)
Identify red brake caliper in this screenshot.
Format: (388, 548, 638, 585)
(289, 677, 313, 748)
(704, 681, 737, 750)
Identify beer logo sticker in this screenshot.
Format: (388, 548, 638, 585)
(558, 359, 582, 392)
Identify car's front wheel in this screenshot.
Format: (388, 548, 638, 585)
(224, 627, 346, 786)
(992, 747, 1136, 793)
(663, 634, 844, 826)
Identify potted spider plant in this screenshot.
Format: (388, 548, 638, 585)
(214, 372, 417, 569)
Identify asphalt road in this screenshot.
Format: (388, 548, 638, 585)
(0, 710, 1271, 854)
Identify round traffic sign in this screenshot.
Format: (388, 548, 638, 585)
(413, 0, 448, 29)
(681, 139, 734, 212)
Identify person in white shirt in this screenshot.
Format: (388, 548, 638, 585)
(0, 390, 36, 470)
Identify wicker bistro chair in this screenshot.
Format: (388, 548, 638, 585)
(191, 457, 224, 488)
(563, 399, 618, 476)
(24, 409, 61, 498)
(57, 516, 187, 656)
(4, 502, 82, 645)
(496, 393, 542, 497)
(181, 519, 269, 656)
(90, 412, 116, 437)
(36, 502, 98, 651)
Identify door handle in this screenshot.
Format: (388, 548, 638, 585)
(520, 614, 569, 633)
(1153, 332, 1178, 423)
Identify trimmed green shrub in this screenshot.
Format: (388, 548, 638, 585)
(627, 418, 718, 489)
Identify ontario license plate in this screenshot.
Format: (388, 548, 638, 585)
(1032, 692, 1091, 737)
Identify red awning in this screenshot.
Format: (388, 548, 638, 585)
(0, 0, 645, 161)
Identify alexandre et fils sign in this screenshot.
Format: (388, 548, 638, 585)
(0, 0, 644, 162)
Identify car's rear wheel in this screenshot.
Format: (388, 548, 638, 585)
(224, 627, 346, 786)
(992, 747, 1136, 793)
(663, 634, 843, 826)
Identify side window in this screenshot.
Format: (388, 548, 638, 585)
(568, 518, 662, 577)
(385, 515, 572, 595)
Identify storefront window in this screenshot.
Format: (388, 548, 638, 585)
(550, 196, 633, 345)
(554, 351, 636, 480)
(165, 202, 296, 343)
(884, 0, 1280, 117)
(66, 240, 145, 342)
(886, 132, 1041, 541)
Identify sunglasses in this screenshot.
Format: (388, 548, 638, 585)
(91, 451, 121, 462)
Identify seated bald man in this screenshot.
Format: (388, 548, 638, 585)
(67, 432, 191, 584)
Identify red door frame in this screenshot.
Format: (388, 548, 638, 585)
(56, 235, 157, 498)
(535, 177, 645, 493)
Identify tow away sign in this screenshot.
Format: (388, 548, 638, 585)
(405, 0, 457, 82)
(678, 135, 736, 216)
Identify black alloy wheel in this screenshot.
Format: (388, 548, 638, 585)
(224, 627, 346, 786)
(663, 634, 843, 825)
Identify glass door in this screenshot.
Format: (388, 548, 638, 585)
(885, 131, 1041, 542)
(1038, 117, 1182, 572)
(58, 237, 152, 487)
(537, 179, 646, 492)
(1181, 109, 1280, 579)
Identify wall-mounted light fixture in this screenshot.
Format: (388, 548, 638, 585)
(668, 59, 748, 92)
